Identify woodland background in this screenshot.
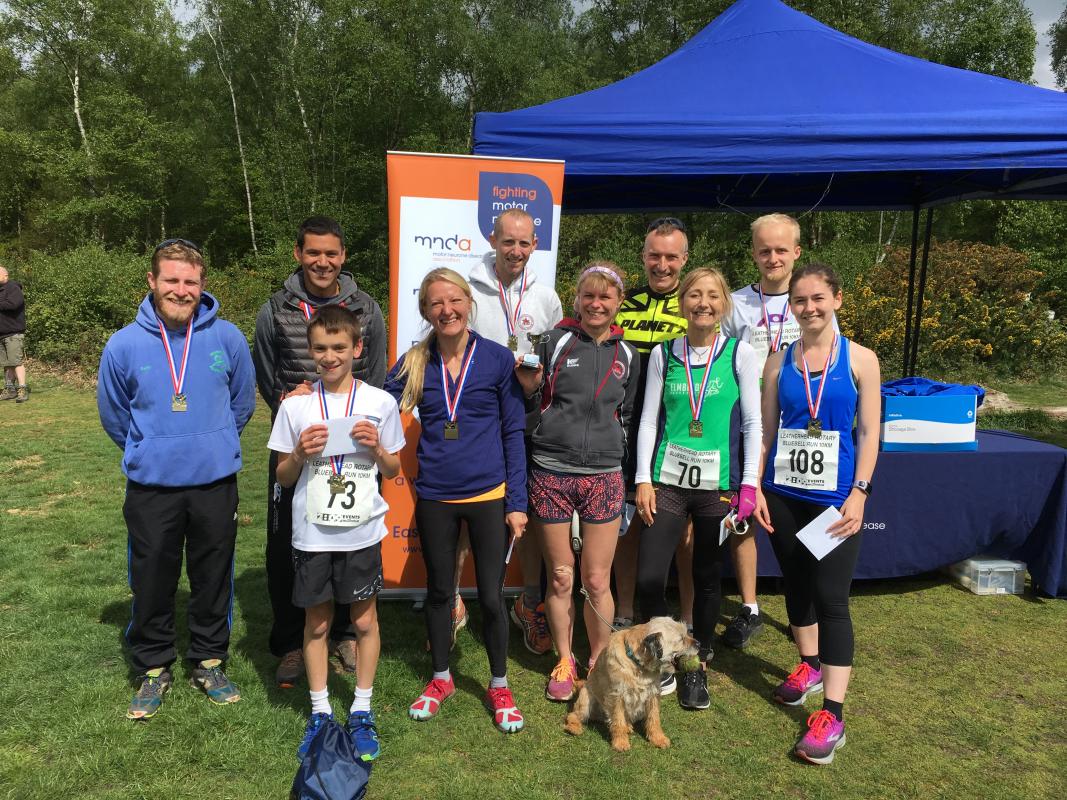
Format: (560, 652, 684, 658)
(3, 0, 1067, 379)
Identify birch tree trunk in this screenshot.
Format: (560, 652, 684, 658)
(203, 7, 258, 255)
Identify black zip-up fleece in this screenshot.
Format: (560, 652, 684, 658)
(528, 318, 642, 472)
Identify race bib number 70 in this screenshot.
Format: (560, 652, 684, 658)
(659, 443, 721, 491)
(772, 428, 839, 492)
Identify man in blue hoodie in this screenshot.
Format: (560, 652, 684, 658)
(98, 238, 256, 721)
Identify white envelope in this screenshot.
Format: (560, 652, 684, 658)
(796, 505, 845, 561)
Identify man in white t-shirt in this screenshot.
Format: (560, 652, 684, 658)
(721, 213, 836, 650)
(268, 305, 405, 762)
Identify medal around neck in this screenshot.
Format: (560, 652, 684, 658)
(157, 314, 193, 414)
(441, 339, 477, 442)
(683, 334, 717, 441)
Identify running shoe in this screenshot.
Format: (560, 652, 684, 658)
(424, 596, 469, 652)
(794, 709, 846, 765)
(722, 607, 763, 649)
(612, 616, 634, 629)
(678, 669, 710, 710)
(298, 712, 334, 759)
(773, 662, 823, 706)
(126, 667, 172, 720)
(484, 687, 525, 733)
(346, 710, 381, 761)
(276, 648, 304, 688)
(14, 385, 28, 403)
(451, 596, 469, 646)
(408, 675, 456, 721)
(546, 656, 578, 702)
(190, 659, 241, 705)
(510, 593, 552, 655)
(331, 639, 358, 674)
(659, 672, 677, 696)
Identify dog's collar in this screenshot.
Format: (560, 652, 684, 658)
(624, 642, 644, 669)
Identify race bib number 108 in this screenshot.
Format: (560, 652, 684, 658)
(772, 428, 839, 492)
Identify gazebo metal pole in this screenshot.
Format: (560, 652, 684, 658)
(901, 206, 921, 377)
(908, 208, 935, 376)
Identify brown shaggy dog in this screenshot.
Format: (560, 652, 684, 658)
(564, 617, 698, 751)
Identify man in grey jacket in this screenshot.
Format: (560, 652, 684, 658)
(253, 216, 387, 686)
(467, 208, 562, 655)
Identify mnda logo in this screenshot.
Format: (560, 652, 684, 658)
(412, 233, 473, 251)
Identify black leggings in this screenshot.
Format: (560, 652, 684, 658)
(635, 509, 726, 657)
(415, 498, 509, 677)
(764, 491, 862, 667)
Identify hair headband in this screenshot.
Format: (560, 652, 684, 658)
(579, 265, 624, 291)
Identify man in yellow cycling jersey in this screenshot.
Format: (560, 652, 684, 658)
(613, 218, 690, 642)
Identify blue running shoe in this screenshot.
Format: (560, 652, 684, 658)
(190, 659, 241, 705)
(298, 712, 334, 759)
(126, 667, 172, 720)
(347, 710, 381, 761)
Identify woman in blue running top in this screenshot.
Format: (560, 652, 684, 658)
(754, 263, 880, 766)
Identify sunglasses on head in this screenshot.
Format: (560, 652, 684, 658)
(647, 216, 686, 233)
(154, 237, 202, 255)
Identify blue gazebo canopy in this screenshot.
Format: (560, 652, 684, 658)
(473, 0, 1067, 212)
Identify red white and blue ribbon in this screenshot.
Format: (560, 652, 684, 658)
(317, 379, 359, 476)
(299, 301, 315, 320)
(683, 333, 719, 425)
(441, 338, 478, 425)
(497, 269, 529, 340)
(757, 285, 790, 353)
(156, 315, 193, 399)
(800, 333, 837, 425)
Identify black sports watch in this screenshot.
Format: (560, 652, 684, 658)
(852, 479, 872, 496)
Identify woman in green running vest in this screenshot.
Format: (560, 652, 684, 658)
(633, 267, 762, 710)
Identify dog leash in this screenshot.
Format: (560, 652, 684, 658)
(579, 587, 621, 633)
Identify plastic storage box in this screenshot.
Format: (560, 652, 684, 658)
(948, 556, 1026, 595)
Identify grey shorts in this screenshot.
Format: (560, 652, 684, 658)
(0, 333, 24, 368)
(292, 543, 383, 607)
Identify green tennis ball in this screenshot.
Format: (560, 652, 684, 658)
(677, 654, 702, 673)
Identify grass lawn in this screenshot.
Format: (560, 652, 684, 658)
(2, 377, 1066, 800)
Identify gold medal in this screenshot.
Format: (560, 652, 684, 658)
(507, 335, 518, 351)
(807, 417, 822, 438)
(444, 421, 459, 440)
(171, 393, 188, 412)
(689, 420, 703, 438)
(328, 474, 346, 494)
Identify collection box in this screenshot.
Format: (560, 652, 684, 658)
(948, 556, 1026, 595)
(880, 395, 978, 452)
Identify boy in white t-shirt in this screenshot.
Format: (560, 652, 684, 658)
(268, 305, 404, 762)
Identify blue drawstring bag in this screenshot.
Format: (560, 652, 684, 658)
(290, 718, 371, 800)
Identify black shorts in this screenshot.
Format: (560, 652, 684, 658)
(292, 543, 383, 608)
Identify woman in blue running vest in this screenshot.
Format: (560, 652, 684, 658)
(633, 268, 761, 710)
(754, 263, 880, 766)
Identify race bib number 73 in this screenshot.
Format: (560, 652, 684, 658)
(305, 458, 377, 527)
(772, 428, 839, 492)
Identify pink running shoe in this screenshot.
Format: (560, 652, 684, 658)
(795, 709, 846, 764)
(484, 687, 525, 733)
(773, 662, 823, 706)
(408, 676, 456, 721)
(545, 656, 578, 702)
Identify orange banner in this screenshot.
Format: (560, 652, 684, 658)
(382, 152, 565, 595)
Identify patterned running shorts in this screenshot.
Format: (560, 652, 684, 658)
(528, 467, 625, 524)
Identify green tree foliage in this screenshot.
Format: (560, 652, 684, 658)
(1049, 3, 1067, 89)
(843, 241, 1067, 380)
(0, 0, 1061, 374)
